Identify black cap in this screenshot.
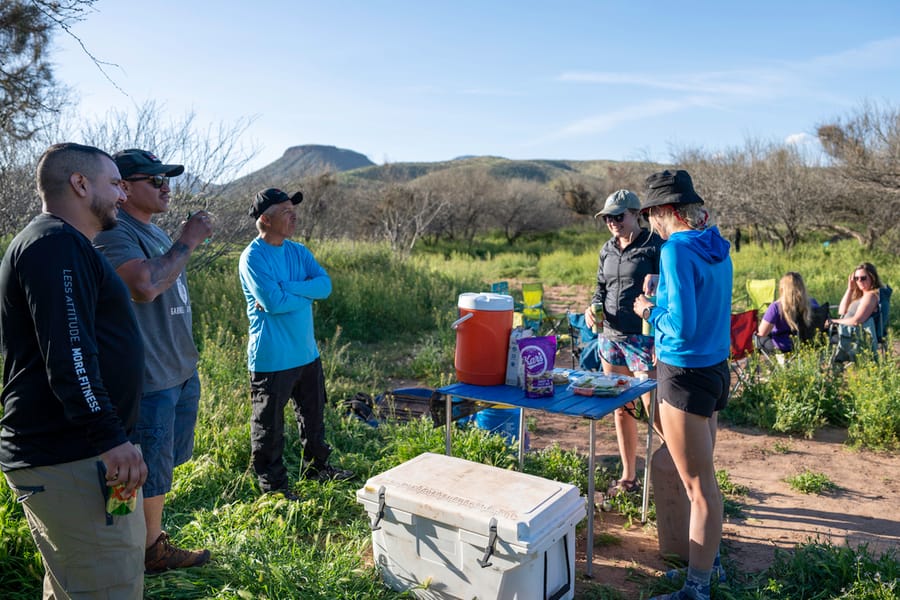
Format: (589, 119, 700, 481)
(113, 148, 184, 179)
(249, 188, 303, 218)
(642, 169, 704, 211)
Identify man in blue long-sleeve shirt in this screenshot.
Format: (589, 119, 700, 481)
(238, 188, 353, 499)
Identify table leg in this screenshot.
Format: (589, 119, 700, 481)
(641, 388, 656, 523)
(518, 409, 526, 471)
(586, 419, 595, 578)
(445, 394, 452, 455)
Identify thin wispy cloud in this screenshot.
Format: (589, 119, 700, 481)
(550, 36, 900, 143)
(803, 37, 900, 72)
(558, 71, 775, 97)
(529, 97, 709, 147)
(459, 87, 524, 97)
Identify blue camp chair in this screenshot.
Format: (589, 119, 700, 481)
(829, 287, 890, 366)
(490, 281, 509, 296)
(566, 310, 601, 371)
(874, 285, 893, 358)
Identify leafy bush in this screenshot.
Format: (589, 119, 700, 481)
(757, 542, 898, 599)
(725, 345, 846, 438)
(785, 469, 838, 494)
(843, 352, 900, 451)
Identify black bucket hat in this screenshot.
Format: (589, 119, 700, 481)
(249, 187, 303, 218)
(641, 169, 704, 211)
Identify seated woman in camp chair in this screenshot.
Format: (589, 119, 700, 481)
(825, 262, 882, 357)
(755, 272, 821, 354)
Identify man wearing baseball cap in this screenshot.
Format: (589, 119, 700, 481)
(239, 188, 353, 502)
(94, 149, 212, 573)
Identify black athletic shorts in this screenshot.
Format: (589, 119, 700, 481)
(657, 359, 729, 418)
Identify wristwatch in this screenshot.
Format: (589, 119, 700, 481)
(641, 306, 652, 320)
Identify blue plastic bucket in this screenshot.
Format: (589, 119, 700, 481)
(475, 407, 526, 447)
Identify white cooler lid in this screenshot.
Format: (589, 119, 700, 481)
(357, 452, 584, 550)
(458, 292, 514, 311)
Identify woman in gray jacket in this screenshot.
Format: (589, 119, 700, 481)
(585, 189, 663, 496)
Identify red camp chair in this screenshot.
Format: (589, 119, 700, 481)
(730, 310, 758, 395)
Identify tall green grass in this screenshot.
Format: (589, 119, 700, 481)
(1, 233, 898, 598)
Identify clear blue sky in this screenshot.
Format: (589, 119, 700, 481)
(52, 0, 900, 174)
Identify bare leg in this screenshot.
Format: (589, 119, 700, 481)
(143, 495, 165, 547)
(602, 359, 640, 482)
(658, 401, 721, 571)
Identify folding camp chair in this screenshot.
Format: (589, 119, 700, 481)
(829, 322, 876, 367)
(566, 310, 600, 370)
(746, 279, 776, 312)
(490, 281, 509, 296)
(829, 287, 891, 365)
(874, 285, 892, 358)
(521, 282, 566, 335)
(730, 309, 758, 395)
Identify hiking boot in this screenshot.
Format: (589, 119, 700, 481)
(308, 464, 355, 482)
(144, 531, 210, 575)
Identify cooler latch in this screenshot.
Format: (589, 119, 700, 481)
(370, 487, 386, 531)
(477, 518, 498, 568)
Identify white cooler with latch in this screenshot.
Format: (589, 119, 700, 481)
(356, 452, 585, 600)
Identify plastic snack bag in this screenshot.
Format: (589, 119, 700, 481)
(505, 327, 534, 387)
(516, 335, 557, 398)
(107, 483, 137, 516)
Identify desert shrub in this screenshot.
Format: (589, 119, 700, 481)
(755, 542, 898, 599)
(722, 353, 779, 430)
(843, 352, 900, 451)
(785, 469, 838, 494)
(725, 345, 846, 437)
(317, 241, 477, 343)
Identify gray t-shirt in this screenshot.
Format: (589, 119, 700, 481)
(94, 210, 199, 393)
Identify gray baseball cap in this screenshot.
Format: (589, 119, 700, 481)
(595, 189, 641, 218)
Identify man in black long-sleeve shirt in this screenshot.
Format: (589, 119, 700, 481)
(0, 143, 147, 598)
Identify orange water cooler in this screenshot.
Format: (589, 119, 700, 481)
(452, 292, 514, 385)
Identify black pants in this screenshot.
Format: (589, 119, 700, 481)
(249, 358, 331, 492)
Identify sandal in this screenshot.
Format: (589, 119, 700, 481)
(606, 478, 641, 496)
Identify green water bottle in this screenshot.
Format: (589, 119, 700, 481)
(592, 303, 603, 335)
(642, 295, 656, 336)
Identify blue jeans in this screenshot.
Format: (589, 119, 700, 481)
(130, 371, 201, 497)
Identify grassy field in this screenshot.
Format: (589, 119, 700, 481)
(1, 228, 898, 598)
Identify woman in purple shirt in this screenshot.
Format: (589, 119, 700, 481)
(755, 272, 818, 353)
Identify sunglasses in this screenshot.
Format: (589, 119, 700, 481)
(125, 175, 169, 189)
(853, 275, 869, 282)
(603, 213, 626, 223)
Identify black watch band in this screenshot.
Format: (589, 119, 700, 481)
(642, 306, 652, 320)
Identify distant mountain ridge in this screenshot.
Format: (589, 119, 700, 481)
(233, 144, 375, 186)
(232, 144, 661, 194)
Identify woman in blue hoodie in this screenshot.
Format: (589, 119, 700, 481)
(633, 170, 732, 600)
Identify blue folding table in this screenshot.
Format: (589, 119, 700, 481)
(437, 377, 658, 578)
